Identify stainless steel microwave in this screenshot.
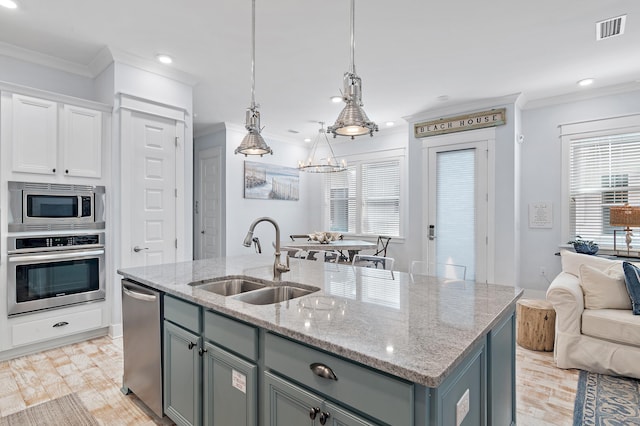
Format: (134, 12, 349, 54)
(8, 181, 105, 232)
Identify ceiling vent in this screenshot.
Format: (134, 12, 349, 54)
(596, 15, 626, 40)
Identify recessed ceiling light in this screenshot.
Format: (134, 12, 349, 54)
(0, 0, 17, 9)
(578, 78, 594, 87)
(303, 138, 312, 143)
(330, 96, 343, 103)
(156, 54, 173, 64)
(385, 121, 395, 127)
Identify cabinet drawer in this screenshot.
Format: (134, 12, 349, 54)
(203, 310, 258, 361)
(164, 295, 201, 332)
(11, 307, 103, 347)
(264, 333, 413, 425)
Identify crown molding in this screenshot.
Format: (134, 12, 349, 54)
(521, 81, 640, 110)
(108, 47, 199, 87)
(0, 41, 93, 77)
(403, 93, 522, 124)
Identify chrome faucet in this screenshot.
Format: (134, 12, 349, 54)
(243, 217, 290, 281)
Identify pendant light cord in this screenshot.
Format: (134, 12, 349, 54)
(349, 0, 356, 75)
(250, 0, 256, 109)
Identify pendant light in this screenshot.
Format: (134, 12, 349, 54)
(298, 122, 347, 173)
(327, 0, 378, 139)
(235, 0, 273, 156)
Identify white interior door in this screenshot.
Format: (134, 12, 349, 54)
(424, 136, 490, 282)
(127, 111, 177, 266)
(196, 147, 222, 259)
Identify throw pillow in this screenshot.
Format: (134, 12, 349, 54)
(560, 249, 619, 277)
(579, 264, 632, 310)
(622, 262, 640, 315)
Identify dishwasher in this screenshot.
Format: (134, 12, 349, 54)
(121, 279, 163, 418)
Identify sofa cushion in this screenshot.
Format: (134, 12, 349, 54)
(579, 264, 632, 310)
(582, 309, 640, 347)
(623, 262, 640, 315)
(560, 249, 620, 277)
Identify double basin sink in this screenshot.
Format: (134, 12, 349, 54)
(189, 277, 319, 305)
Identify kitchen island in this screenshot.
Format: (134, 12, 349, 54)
(118, 255, 522, 426)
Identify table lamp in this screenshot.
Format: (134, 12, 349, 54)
(610, 204, 640, 257)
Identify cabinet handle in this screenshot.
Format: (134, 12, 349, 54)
(309, 407, 320, 420)
(188, 342, 196, 350)
(310, 363, 338, 381)
(319, 411, 331, 425)
(52, 321, 69, 328)
(198, 347, 208, 356)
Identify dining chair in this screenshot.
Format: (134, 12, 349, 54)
(373, 236, 391, 257)
(410, 261, 467, 280)
(352, 254, 395, 270)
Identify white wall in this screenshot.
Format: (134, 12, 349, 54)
(519, 89, 640, 293)
(223, 124, 314, 257)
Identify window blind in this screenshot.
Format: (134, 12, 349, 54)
(569, 132, 640, 244)
(326, 158, 401, 237)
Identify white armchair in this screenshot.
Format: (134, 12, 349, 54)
(546, 254, 640, 379)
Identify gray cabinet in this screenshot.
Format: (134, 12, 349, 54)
(203, 342, 257, 426)
(264, 371, 374, 426)
(163, 295, 258, 426)
(164, 321, 202, 426)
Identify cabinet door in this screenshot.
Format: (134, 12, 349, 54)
(203, 342, 257, 426)
(164, 321, 202, 426)
(12, 94, 57, 174)
(322, 401, 376, 426)
(264, 371, 322, 426)
(62, 104, 102, 178)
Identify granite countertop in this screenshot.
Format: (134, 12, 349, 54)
(118, 255, 522, 388)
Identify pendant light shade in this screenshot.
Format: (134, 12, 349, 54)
(235, 0, 273, 156)
(298, 122, 347, 173)
(328, 0, 378, 139)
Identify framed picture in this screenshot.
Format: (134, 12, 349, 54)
(244, 161, 299, 201)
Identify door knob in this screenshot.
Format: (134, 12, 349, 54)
(319, 412, 330, 425)
(133, 246, 149, 252)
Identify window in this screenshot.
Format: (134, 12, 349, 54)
(325, 157, 402, 237)
(562, 115, 640, 246)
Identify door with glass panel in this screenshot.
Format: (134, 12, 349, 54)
(426, 140, 488, 282)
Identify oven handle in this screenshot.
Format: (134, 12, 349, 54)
(8, 249, 105, 263)
(122, 285, 158, 302)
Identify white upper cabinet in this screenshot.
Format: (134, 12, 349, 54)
(62, 104, 102, 178)
(10, 93, 103, 179)
(12, 94, 58, 175)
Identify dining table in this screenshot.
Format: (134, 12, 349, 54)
(281, 239, 377, 262)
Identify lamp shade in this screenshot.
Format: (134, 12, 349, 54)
(235, 131, 272, 156)
(610, 204, 640, 227)
(331, 101, 376, 137)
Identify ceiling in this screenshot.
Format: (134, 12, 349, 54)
(1, 0, 639, 141)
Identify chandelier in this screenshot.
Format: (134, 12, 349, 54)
(298, 122, 347, 173)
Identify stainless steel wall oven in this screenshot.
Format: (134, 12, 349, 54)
(7, 233, 105, 316)
(8, 181, 105, 232)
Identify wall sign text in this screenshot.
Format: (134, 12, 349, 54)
(414, 108, 506, 138)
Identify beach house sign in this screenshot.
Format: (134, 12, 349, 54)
(414, 108, 506, 138)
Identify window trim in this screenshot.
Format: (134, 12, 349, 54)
(560, 113, 640, 246)
(323, 148, 407, 239)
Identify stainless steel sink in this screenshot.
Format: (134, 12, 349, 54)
(233, 286, 316, 305)
(190, 278, 266, 296)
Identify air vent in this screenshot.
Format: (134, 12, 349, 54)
(287, 129, 300, 134)
(596, 15, 626, 40)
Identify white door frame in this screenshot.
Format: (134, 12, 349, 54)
(195, 146, 222, 259)
(119, 95, 186, 268)
(421, 128, 496, 283)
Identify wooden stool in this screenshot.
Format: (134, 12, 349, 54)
(516, 299, 556, 351)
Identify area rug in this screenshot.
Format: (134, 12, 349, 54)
(0, 393, 98, 426)
(573, 370, 640, 425)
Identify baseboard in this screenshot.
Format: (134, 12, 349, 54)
(109, 323, 123, 338)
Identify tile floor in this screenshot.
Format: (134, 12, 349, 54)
(0, 335, 579, 425)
